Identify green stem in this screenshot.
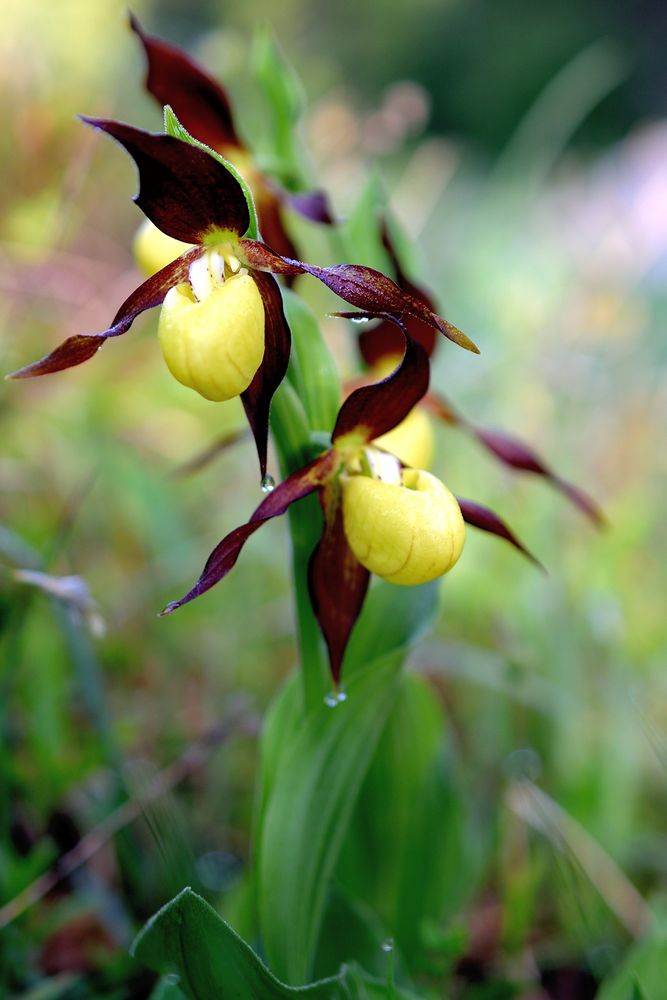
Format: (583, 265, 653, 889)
(288, 498, 331, 712)
(269, 382, 330, 713)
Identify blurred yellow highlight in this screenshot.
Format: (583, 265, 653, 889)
(373, 405, 434, 469)
(133, 218, 195, 276)
(342, 466, 465, 585)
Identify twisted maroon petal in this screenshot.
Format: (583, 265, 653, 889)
(308, 479, 370, 685)
(161, 451, 336, 615)
(358, 221, 438, 363)
(238, 239, 479, 353)
(457, 498, 544, 570)
(7, 248, 202, 379)
(332, 319, 429, 443)
(81, 118, 249, 241)
(130, 13, 241, 151)
(473, 427, 604, 526)
(241, 271, 292, 477)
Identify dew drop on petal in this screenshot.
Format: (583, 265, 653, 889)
(261, 474, 276, 493)
(350, 315, 370, 324)
(381, 938, 394, 953)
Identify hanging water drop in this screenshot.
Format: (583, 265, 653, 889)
(349, 315, 370, 324)
(336, 690, 348, 704)
(165, 973, 181, 985)
(324, 692, 339, 707)
(261, 473, 276, 493)
(381, 938, 394, 953)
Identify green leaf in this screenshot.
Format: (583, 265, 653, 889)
(163, 105, 259, 241)
(132, 887, 347, 999)
(256, 580, 440, 984)
(336, 671, 475, 967)
(596, 924, 666, 1000)
(133, 888, 422, 999)
(341, 173, 392, 275)
(283, 288, 341, 435)
(251, 26, 305, 177)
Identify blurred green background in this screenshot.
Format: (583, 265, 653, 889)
(1, 0, 666, 996)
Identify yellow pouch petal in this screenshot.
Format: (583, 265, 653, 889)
(158, 273, 265, 401)
(342, 468, 465, 585)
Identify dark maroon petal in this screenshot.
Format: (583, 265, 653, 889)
(130, 13, 241, 151)
(239, 240, 479, 353)
(308, 480, 370, 685)
(457, 497, 544, 570)
(473, 428, 604, 526)
(7, 248, 202, 379)
(81, 117, 249, 241)
(358, 221, 438, 363)
(332, 321, 429, 443)
(277, 187, 335, 225)
(241, 271, 292, 477)
(161, 451, 336, 615)
(358, 312, 438, 367)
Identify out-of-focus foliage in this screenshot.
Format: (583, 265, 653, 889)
(1, 0, 666, 997)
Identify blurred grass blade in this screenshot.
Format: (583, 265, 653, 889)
(492, 39, 628, 194)
(596, 922, 667, 1000)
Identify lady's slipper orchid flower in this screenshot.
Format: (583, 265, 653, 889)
(354, 224, 604, 525)
(161, 325, 536, 684)
(129, 13, 333, 273)
(7, 118, 477, 477)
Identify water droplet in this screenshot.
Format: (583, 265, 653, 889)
(336, 690, 348, 704)
(381, 937, 394, 953)
(324, 692, 338, 707)
(165, 972, 181, 985)
(350, 315, 370, 324)
(261, 474, 276, 493)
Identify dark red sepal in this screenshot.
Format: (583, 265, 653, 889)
(81, 117, 249, 241)
(308, 479, 370, 685)
(7, 248, 202, 379)
(241, 272, 292, 477)
(473, 428, 604, 526)
(161, 451, 336, 615)
(238, 239, 479, 354)
(457, 498, 544, 570)
(129, 13, 241, 152)
(332, 321, 429, 443)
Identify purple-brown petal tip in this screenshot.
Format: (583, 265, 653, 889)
(458, 497, 545, 572)
(333, 318, 430, 444)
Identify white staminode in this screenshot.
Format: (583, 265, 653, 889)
(363, 447, 403, 485)
(189, 251, 226, 302)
